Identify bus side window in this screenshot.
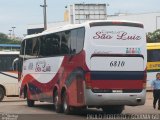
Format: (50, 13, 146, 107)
(61, 31, 70, 55)
(40, 33, 61, 57)
(20, 40, 25, 55)
(32, 38, 40, 56)
(45, 37, 54, 56)
(39, 36, 45, 56)
(70, 27, 85, 54)
(25, 39, 33, 55)
(70, 29, 77, 54)
(76, 28, 85, 53)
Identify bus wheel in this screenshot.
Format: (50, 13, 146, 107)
(62, 91, 71, 114)
(26, 91, 34, 107)
(0, 87, 5, 102)
(54, 91, 62, 113)
(102, 105, 124, 114)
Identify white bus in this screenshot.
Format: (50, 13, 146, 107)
(18, 20, 147, 114)
(0, 44, 20, 101)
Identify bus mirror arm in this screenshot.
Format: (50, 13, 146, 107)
(12, 58, 19, 71)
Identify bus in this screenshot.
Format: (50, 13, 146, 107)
(0, 45, 20, 101)
(18, 20, 147, 114)
(147, 43, 160, 89)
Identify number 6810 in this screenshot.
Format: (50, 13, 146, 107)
(110, 61, 125, 67)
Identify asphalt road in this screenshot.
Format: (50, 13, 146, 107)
(0, 92, 160, 120)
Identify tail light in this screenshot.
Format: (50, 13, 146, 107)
(85, 72, 92, 89)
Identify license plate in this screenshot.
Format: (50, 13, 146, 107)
(112, 90, 123, 93)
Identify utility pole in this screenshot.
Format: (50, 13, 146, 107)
(40, 0, 47, 30)
(12, 27, 16, 38)
(9, 30, 12, 38)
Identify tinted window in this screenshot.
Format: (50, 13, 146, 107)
(23, 27, 85, 57)
(24, 38, 40, 56)
(76, 28, 85, 53)
(147, 49, 160, 62)
(25, 39, 32, 55)
(61, 31, 70, 54)
(70, 29, 77, 54)
(70, 28, 85, 54)
(40, 33, 60, 56)
(32, 38, 40, 56)
(20, 40, 25, 55)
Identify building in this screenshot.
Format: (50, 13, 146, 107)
(65, 3, 107, 24)
(108, 12, 160, 33)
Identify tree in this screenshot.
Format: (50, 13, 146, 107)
(0, 32, 21, 44)
(0, 33, 8, 39)
(147, 29, 160, 43)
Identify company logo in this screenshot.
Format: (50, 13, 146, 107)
(126, 48, 141, 54)
(35, 60, 51, 72)
(93, 31, 141, 40)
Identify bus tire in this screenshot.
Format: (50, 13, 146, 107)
(0, 87, 5, 102)
(54, 91, 62, 113)
(62, 91, 71, 114)
(102, 105, 124, 114)
(26, 90, 34, 107)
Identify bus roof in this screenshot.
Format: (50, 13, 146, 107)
(24, 23, 85, 39)
(23, 20, 144, 40)
(147, 43, 160, 50)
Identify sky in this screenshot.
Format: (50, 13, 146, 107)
(0, 0, 160, 38)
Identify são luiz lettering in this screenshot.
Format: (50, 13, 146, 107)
(93, 31, 141, 40)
